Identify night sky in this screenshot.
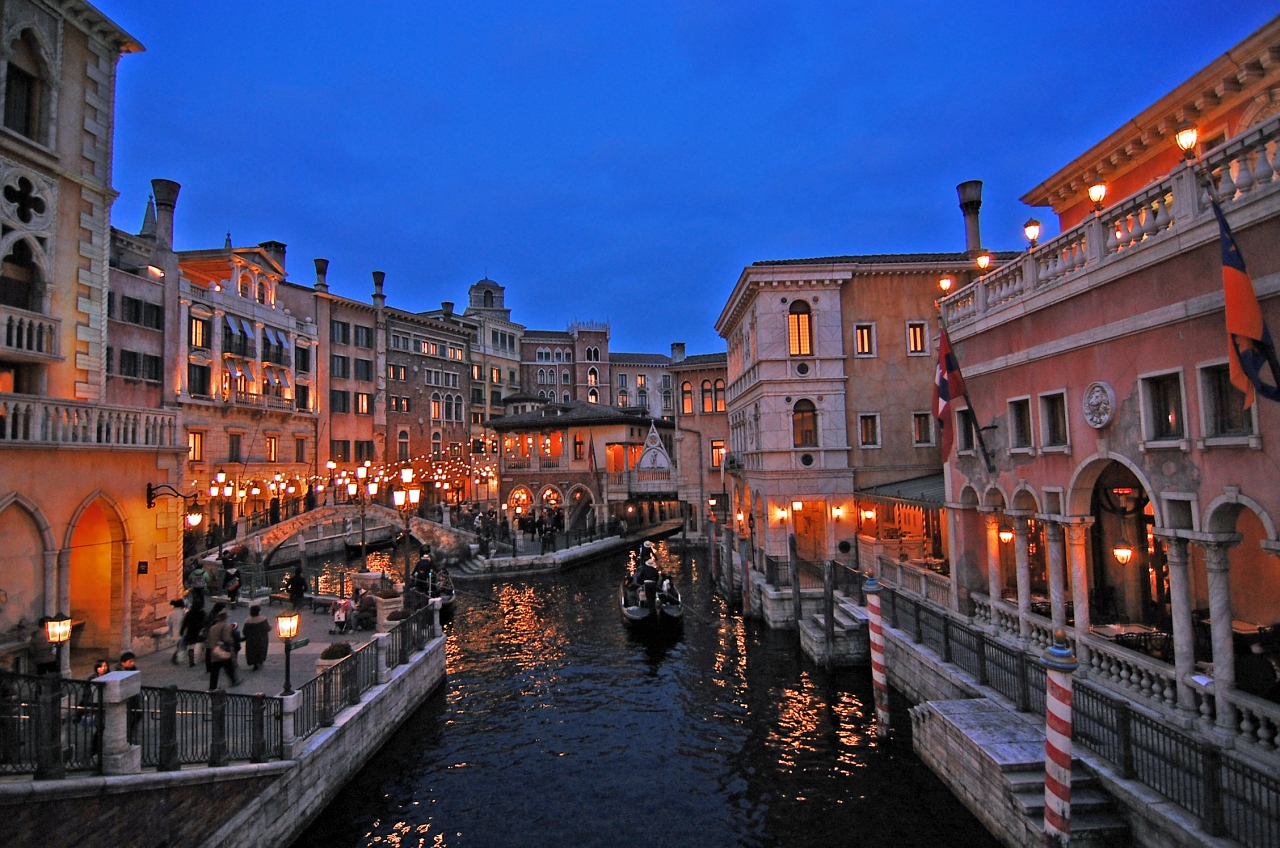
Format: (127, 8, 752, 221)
(101, 1, 1275, 354)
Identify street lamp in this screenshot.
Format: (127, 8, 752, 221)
(1023, 218, 1041, 248)
(45, 614, 71, 675)
(938, 276, 953, 295)
(998, 525, 1014, 545)
(1088, 180, 1107, 211)
(276, 611, 301, 696)
(975, 250, 992, 271)
(1175, 120, 1199, 159)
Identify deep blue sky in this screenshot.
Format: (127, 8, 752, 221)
(101, 1, 1275, 354)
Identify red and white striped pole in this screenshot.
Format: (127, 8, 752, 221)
(863, 575, 891, 737)
(1042, 628, 1078, 847)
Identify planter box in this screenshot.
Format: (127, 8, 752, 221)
(375, 595, 403, 632)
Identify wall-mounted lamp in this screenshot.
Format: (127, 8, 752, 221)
(860, 508, 876, 523)
(938, 276, 954, 294)
(146, 482, 203, 527)
(791, 500, 803, 512)
(832, 506, 844, 522)
(998, 525, 1014, 545)
(1112, 543, 1134, 565)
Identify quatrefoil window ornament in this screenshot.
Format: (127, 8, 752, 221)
(3, 177, 45, 224)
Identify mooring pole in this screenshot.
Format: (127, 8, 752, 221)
(1042, 629, 1078, 848)
(863, 575, 891, 737)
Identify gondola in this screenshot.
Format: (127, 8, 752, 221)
(619, 575, 683, 629)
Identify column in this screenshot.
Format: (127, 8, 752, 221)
(99, 671, 142, 775)
(864, 575, 891, 736)
(983, 510, 1002, 634)
(43, 549, 56, 618)
(1065, 521, 1093, 669)
(1042, 632, 1079, 847)
(1201, 540, 1239, 733)
(1162, 535, 1196, 715)
(121, 539, 133, 652)
(1046, 521, 1067, 630)
(178, 299, 191, 397)
(280, 691, 301, 759)
(1013, 515, 1032, 642)
(212, 310, 225, 400)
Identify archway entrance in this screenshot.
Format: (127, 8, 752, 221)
(794, 502, 827, 561)
(0, 502, 46, 639)
(69, 499, 125, 651)
(1089, 462, 1165, 627)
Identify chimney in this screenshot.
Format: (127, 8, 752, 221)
(371, 271, 385, 309)
(139, 196, 156, 239)
(313, 258, 329, 292)
(670, 342, 685, 363)
(441, 301, 454, 317)
(957, 180, 983, 255)
(150, 179, 180, 251)
(258, 240, 287, 270)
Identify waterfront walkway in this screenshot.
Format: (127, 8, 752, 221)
(455, 519, 684, 580)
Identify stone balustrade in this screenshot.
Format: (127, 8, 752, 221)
(876, 555, 951, 609)
(1, 304, 61, 361)
(1082, 633, 1179, 710)
(941, 112, 1280, 333)
(0, 393, 178, 448)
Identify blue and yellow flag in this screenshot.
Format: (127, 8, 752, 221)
(1213, 200, 1280, 407)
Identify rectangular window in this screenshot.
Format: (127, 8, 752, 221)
(509, 369, 517, 384)
(355, 359, 373, 382)
(390, 396, 400, 412)
(1009, 398, 1032, 449)
(330, 439, 351, 462)
(907, 321, 928, 355)
(355, 440, 376, 461)
(859, 414, 880, 448)
(120, 296, 143, 325)
(472, 387, 484, 405)
(854, 324, 876, 357)
(354, 325, 373, 348)
(472, 364, 482, 380)
(957, 409, 976, 452)
(266, 436, 278, 463)
(331, 355, 350, 379)
(491, 368, 501, 384)
(330, 390, 350, 413)
(105, 346, 113, 374)
(637, 375, 647, 388)
(472, 412, 484, 425)
(330, 320, 350, 345)
(356, 392, 371, 415)
(295, 384, 310, 411)
(4, 64, 36, 139)
(1202, 364, 1253, 437)
(1041, 393, 1068, 447)
(143, 302, 165, 330)
(618, 373, 628, 388)
(228, 433, 242, 463)
(188, 363, 211, 396)
(189, 316, 210, 349)
(490, 390, 502, 406)
(1144, 372, 1184, 441)
(711, 439, 726, 468)
(295, 346, 310, 373)
(788, 311, 812, 356)
(661, 374, 671, 389)
(118, 349, 140, 377)
(450, 346, 464, 361)
(295, 437, 306, 464)
(913, 412, 933, 446)
(142, 354, 164, 382)
(188, 431, 204, 462)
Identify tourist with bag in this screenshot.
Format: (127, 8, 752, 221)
(205, 607, 239, 690)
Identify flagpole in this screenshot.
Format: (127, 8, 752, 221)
(937, 306, 997, 474)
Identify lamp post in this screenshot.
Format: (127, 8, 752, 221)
(276, 611, 301, 696)
(1023, 218, 1041, 249)
(349, 469, 378, 571)
(147, 482, 204, 557)
(45, 614, 71, 676)
(1088, 180, 1107, 211)
(326, 460, 337, 505)
(393, 467, 422, 586)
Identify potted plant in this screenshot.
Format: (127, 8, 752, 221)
(315, 641, 352, 676)
(375, 589, 403, 632)
(386, 609, 410, 623)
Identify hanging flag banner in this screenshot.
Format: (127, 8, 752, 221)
(1213, 199, 1280, 407)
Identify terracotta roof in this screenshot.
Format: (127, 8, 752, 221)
(753, 251, 1021, 267)
(671, 352, 727, 368)
(609, 352, 672, 365)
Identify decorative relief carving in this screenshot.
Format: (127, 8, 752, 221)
(1082, 381, 1116, 429)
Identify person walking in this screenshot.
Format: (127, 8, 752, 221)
(166, 599, 186, 664)
(241, 606, 270, 671)
(188, 562, 210, 609)
(179, 602, 207, 668)
(205, 606, 239, 690)
(222, 563, 242, 608)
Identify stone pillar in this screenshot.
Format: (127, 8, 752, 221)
(1042, 631, 1079, 848)
(212, 310, 225, 398)
(1013, 515, 1032, 642)
(43, 549, 56, 618)
(121, 539, 133, 652)
(430, 596, 442, 635)
(280, 691, 301, 759)
(1046, 521, 1067, 630)
(1162, 535, 1196, 715)
(1201, 539, 1240, 733)
(863, 576, 891, 737)
(178, 299, 191, 396)
(373, 633, 391, 684)
(99, 670, 142, 775)
(983, 510, 1002, 634)
(1065, 522, 1093, 670)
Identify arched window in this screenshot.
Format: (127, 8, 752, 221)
(588, 388, 599, 404)
(793, 399, 817, 447)
(563, 392, 570, 403)
(662, 390, 672, 411)
(4, 31, 48, 143)
(0, 238, 39, 312)
(537, 368, 546, 384)
(554, 350, 563, 363)
(638, 389, 648, 410)
(483, 289, 494, 308)
(681, 381, 693, 415)
(701, 380, 713, 413)
(431, 431, 442, 458)
(431, 392, 442, 421)
(562, 370, 570, 385)
(588, 367, 598, 386)
(398, 429, 409, 461)
(618, 389, 629, 407)
(788, 300, 813, 356)
(538, 390, 546, 398)
(714, 378, 726, 412)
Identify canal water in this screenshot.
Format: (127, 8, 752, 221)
(295, 540, 999, 848)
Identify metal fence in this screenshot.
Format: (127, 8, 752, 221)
(132, 685, 282, 768)
(0, 672, 102, 777)
(880, 586, 1280, 848)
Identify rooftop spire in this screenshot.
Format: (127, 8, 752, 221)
(139, 195, 156, 238)
(224, 232, 232, 249)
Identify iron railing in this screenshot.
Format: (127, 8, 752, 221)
(0, 673, 102, 777)
(878, 586, 1280, 848)
(133, 685, 282, 768)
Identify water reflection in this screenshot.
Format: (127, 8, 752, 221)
(295, 540, 999, 848)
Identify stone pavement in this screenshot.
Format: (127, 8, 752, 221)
(71, 598, 375, 696)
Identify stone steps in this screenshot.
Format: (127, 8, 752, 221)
(1004, 764, 1130, 847)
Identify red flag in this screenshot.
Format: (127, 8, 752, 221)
(932, 326, 967, 459)
(1214, 199, 1280, 407)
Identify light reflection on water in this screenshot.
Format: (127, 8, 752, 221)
(294, 541, 999, 848)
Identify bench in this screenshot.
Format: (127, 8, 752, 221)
(268, 592, 338, 613)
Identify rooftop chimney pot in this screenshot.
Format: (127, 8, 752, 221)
(313, 258, 329, 292)
(957, 180, 984, 255)
(150, 179, 180, 251)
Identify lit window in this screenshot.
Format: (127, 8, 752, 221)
(788, 301, 812, 356)
(912, 413, 933, 446)
(187, 431, 203, 462)
(356, 392, 371, 415)
(907, 321, 928, 355)
(1142, 372, 1184, 441)
(681, 381, 693, 415)
(854, 324, 876, 357)
(858, 414, 880, 448)
(793, 400, 817, 447)
(266, 436, 278, 462)
(711, 439, 726, 468)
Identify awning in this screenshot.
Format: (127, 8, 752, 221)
(243, 361, 258, 382)
(224, 358, 243, 380)
(225, 316, 243, 336)
(239, 318, 255, 338)
(278, 370, 292, 388)
(265, 369, 280, 387)
(266, 327, 283, 347)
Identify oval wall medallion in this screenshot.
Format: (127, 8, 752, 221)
(1082, 381, 1116, 429)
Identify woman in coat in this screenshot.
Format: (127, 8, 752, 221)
(241, 606, 271, 671)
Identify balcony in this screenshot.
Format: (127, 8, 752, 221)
(942, 114, 1280, 337)
(1, 305, 61, 363)
(605, 468, 676, 500)
(0, 394, 178, 448)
